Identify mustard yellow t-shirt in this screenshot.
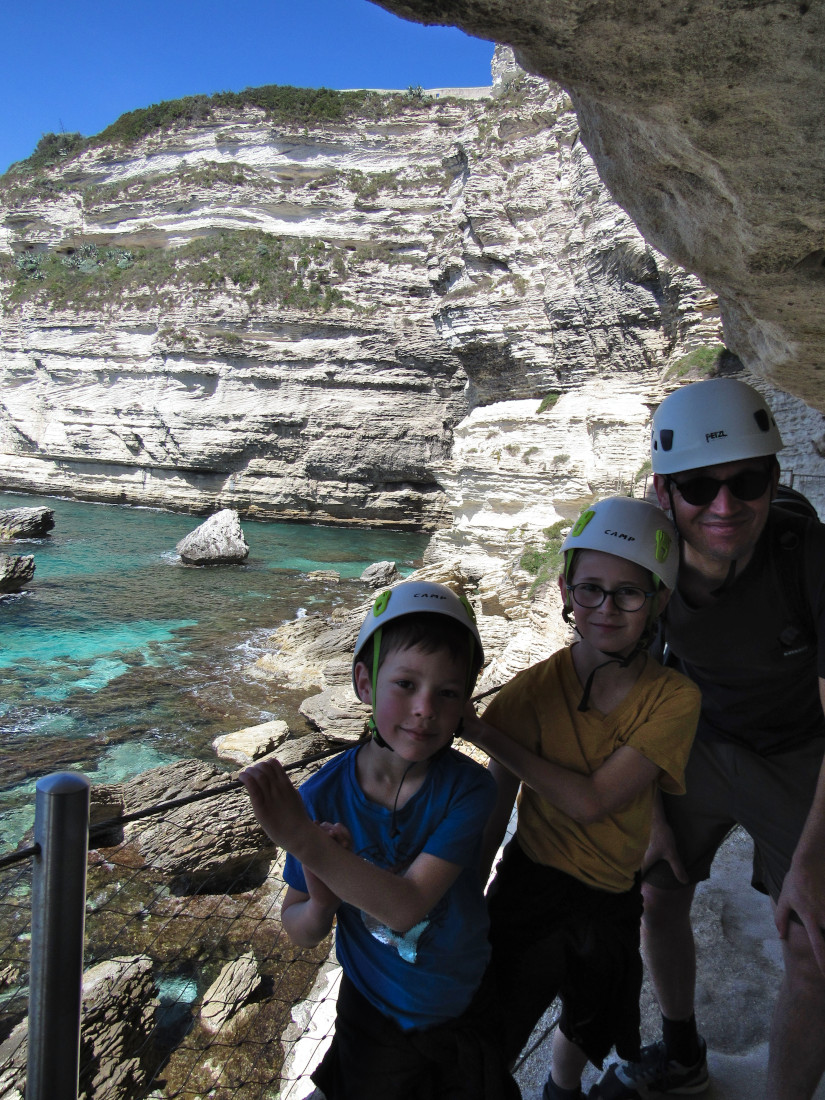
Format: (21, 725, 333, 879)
(483, 647, 701, 893)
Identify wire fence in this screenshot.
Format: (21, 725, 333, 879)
(0, 748, 350, 1100)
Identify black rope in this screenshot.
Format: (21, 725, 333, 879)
(0, 844, 38, 870)
(87, 742, 347, 839)
(0, 683, 508, 871)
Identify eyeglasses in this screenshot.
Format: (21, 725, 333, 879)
(668, 468, 772, 507)
(567, 582, 654, 613)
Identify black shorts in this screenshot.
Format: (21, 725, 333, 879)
(486, 840, 644, 1069)
(311, 968, 520, 1100)
(644, 736, 825, 900)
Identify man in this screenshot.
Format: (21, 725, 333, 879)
(599, 377, 825, 1100)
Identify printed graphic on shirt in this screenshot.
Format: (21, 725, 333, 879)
(361, 912, 429, 963)
(352, 834, 453, 962)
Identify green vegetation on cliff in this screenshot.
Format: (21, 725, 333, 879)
(96, 85, 412, 147)
(1, 230, 353, 313)
(519, 519, 568, 594)
(666, 343, 726, 379)
(2, 84, 444, 180)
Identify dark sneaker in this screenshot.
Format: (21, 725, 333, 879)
(593, 1039, 709, 1097)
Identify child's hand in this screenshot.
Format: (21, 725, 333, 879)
(304, 821, 353, 908)
(462, 701, 490, 749)
(317, 820, 353, 850)
(240, 757, 311, 849)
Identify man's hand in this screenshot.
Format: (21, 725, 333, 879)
(775, 854, 825, 974)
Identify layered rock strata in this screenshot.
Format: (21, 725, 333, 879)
(375, 0, 825, 411)
(0, 506, 54, 538)
(1, 59, 721, 531)
(0, 554, 34, 594)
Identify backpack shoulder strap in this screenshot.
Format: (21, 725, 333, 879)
(767, 505, 818, 645)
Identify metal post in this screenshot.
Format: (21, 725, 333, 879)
(27, 772, 90, 1100)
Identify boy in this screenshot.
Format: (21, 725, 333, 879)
(463, 497, 701, 1100)
(241, 580, 520, 1100)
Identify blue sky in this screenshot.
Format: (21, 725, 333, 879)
(0, 0, 495, 174)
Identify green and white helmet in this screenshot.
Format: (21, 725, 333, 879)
(561, 496, 678, 592)
(651, 378, 783, 475)
(352, 580, 483, 698)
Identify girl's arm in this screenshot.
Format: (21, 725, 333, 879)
(642, 790, 688, 882)
(480, 757, 520, 881)
(241, 758, 462, 934)
(464, 709, 660, 825)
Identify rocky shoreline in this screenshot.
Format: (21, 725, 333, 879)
(0, 552, 561, 1099)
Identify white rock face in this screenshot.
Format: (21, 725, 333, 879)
(428, 386, 653, 569)
(1, 64, 719, 533)
(2, 55, 823, 555)
(379, 1, 825, 412)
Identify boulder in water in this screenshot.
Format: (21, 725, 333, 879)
(0, 554, 35, 593)
(199, 952, 261, 1034)
(176, 509, 249, 565)
(0, 507, 54, 540)
(0, 954, 158, 1100)
(360, 560, 400, 587)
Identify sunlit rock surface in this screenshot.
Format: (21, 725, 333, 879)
(374, 0, 825, 412)
(1, 60, 719, 531)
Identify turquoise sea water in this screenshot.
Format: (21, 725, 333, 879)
(0, 493, 427, 849)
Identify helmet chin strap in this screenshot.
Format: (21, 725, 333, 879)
(576, 645, 644, 713)
(368, 715, 393, 750)
(368, 628, 394, 750)
(565, 579, 656, 713)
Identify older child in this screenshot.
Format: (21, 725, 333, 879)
(241, 580, 520, 1100)
(463, 498, 701, 1100)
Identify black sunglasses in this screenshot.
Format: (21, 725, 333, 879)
(668, 468, 772, 507)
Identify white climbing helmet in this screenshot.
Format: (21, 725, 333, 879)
(650, 378, 784, 475)
(561, 496, 679, 591)
(351, 580, 483, 696)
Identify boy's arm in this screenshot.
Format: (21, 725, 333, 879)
(241, 758, 463, 934)
(281, 884, 339, 948)
(480, 757, 520, 881)
(464, 709, 660, 824)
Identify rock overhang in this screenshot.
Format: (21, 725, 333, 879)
(371, 0, 825, 411)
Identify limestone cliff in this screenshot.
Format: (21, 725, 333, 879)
(0, 59, 717, 533)
(374, 0, 825, 413)
(3, 55, 822, 551)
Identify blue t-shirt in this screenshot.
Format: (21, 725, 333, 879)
(283, 745, 496, 1031)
